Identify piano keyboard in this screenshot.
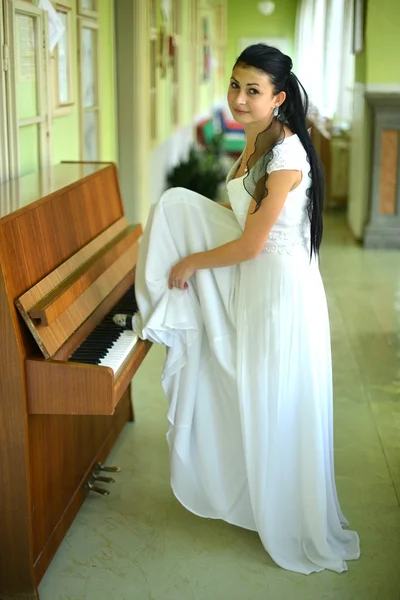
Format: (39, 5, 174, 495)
(69, 285, 138, 375)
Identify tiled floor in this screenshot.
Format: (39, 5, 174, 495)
(39, 213, 400, 600)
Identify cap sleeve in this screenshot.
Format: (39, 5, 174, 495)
(266, 144, 303, 175)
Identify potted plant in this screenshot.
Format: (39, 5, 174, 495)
(166, 133, 226, 200)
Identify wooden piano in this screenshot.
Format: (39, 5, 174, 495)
(0, 162, 151, 599)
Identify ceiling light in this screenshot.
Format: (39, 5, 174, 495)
(258, 1, 275, 16)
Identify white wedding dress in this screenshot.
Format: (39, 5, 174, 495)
(134, 134, 360, 574)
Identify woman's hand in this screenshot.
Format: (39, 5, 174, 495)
(169, 257, 196, 290)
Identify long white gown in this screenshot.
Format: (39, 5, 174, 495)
(134, 134, 360, 574)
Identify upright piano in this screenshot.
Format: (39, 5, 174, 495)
(0, 162, 151, 599)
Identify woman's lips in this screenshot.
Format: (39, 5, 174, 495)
(234, 108, 249, 114)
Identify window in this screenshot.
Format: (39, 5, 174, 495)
(295, 0, 355, 128)
(77, 0, 98, 19)
(78, 18, 100, 160)
(51, 3, 73, 115)
(12, 1, 51, 175)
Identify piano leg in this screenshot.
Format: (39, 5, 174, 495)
(31, 386, 135, 587)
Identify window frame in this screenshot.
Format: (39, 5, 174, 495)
(77, 16, 101, 161)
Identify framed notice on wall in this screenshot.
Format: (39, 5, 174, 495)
(17, 13, 36, 83)
(201, 16, 211, 82)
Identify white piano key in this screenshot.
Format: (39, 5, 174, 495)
(98, 330, 138, 375)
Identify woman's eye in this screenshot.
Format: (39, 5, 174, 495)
(249, 88, 259, 95)
(230, 82, 239, 89)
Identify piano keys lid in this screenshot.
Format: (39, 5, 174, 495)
(15, 217, 142, 359)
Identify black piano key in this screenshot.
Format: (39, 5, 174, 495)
(72, 357, 100, 365)
(74, 352, 107, 359)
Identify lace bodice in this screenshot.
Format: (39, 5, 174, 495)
(226, 135, 311, 255)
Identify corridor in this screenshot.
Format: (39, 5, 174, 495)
(38, 214, 400, 600)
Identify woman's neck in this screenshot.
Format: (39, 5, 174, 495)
(243, 117, 283, 153)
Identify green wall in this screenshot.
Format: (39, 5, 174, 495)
(365, 0, 400, 84)
(226, 0, 298, 77)
(153, 0, 220, 147)
(348, 0, 400, 239)
(98, 0, 117, 161)
(354, 0, 400, 85)
(150, 0, 299, 147)
(354, 51, 366, 84)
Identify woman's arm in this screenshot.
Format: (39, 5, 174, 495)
(169, 170, 301, 289)
(195, 170, 299, 265)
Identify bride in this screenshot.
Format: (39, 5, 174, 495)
(115, 44, 360, 575)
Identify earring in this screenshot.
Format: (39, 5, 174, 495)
(273, 107, 279, 117)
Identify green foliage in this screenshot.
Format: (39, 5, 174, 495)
(166, 133, 226, 200)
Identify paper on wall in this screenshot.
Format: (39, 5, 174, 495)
(39, 0, 65, 52)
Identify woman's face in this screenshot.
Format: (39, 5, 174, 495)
(227, 65, 284, 126)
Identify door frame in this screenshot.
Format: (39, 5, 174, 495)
(0, 0, 17, 181)
(3, 0, 52, 178)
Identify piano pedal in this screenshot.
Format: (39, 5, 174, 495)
(95, 462, 121, 473)
(92, 474, 115, 484)
(86, 481, 110, 496)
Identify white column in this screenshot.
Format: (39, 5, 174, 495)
(115, 0, 150, 226)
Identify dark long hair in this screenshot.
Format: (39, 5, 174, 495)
(234, 44, 324, 257)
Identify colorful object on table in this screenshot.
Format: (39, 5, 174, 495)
(216, 108, 245, 133)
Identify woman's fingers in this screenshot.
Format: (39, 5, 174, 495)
(168, 273, 188, 290)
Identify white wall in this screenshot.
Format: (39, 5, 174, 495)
(148, 124, 194, 207)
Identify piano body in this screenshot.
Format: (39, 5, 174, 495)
(0, 162, 151, 599)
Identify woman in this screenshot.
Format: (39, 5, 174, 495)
(115, 44, 360, 574)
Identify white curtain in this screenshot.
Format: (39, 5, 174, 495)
(294, 0, 355, 129)
(335, 0, 355, 128)
(294, 0, 322, 105)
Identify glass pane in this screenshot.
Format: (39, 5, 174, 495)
(82, 27, 96, 108)
(84, 110, 98, 161)
(19, 124, 40, 176)
(81, 0, 95, 10)
(57, 11, 71, 104)
(16, 13, 39, 119)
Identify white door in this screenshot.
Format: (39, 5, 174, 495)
(4, 0, 51, 177)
